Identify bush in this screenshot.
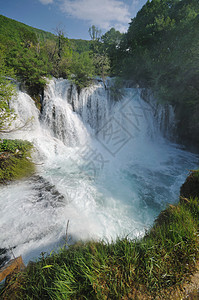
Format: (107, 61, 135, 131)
(0, 139, 35, 183)
(0, 139, 33, 155)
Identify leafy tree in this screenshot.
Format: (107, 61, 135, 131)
(7, 46, 47, 96)
(93, 53, 110, 87)
(101, 28, 123, 74)
(55, 33, 73, 78)
(114, 0, 199, 144)
(20, 28, 38, 48)
(0, 49, 16, 133)
(0, 14, 94, 94)
(70, 51, 95, 89)
(88, 25, 114, 81)
(70, 39, 91, 54)
(57, 54, 73, 79)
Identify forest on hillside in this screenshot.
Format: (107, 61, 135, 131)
(1, 0, 199, 143)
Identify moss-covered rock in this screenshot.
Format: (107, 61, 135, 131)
(0, 139, 35, 183)
(180, 170, 199, 200)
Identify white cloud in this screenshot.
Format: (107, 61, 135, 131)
(132, 0, 139, 6)
(39, 0, 54, 4)
(59, 0, 131, 32)
(114, 23, 128, 33)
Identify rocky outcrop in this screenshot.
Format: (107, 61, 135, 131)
(0, 256, 25, 282)
(175, 103, 199, 150)
(180, 170, 199, 200)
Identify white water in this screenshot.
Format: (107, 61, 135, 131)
(0, 78, 198, 264)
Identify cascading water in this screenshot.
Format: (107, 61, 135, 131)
(0, 78, 198, 264)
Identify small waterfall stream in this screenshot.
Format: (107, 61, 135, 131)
(0, 78, 198, 264)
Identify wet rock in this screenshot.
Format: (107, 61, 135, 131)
(0, 256, 25, 282)
(180, 170, 199, 200)
(0, 248, 10, 269)
(28, 175, 66, 208)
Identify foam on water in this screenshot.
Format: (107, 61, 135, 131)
(0, 78, 198, 264)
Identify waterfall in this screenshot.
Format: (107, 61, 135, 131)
(41, 78, 170, 146)
(0, 78, 198, 264)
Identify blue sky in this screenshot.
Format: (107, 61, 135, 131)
(0, 0, 147, 40)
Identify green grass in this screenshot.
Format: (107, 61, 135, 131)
(1, 194, 197, 299)
(0, 139, 35, 183)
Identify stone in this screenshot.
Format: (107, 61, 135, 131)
(0, 256, 25, 282)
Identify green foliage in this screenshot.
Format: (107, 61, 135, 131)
(0, 155, 35, 184)
(52, 35, 73, 78)
(70, 39, 92, 54)
(109, 77, 125, 101)
(192, 170, 199, 180)
(0, 50, 16, 132)
(88, 25, 122, 81)
(101, 28, 123, 75)
(0, 78, 16, 132)
(20, 28, 38, 48)
(69, 51, 95, 89)
(7, 47, 47, 95)
(93, 53, 110, 82)
(0, 14, 55, 44)
(0, 139, 34, 183)
(0, 15, 119, 96)
(118, 0, 199, 103)
(0, 14, 92, 96)
(0, 139, 33, 154)
(114, 0, 199, 144)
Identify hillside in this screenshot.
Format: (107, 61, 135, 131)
(0, 14, 91, 52)
(0, 14, 55, 42)
(0, 14, 94, 95)
(0, 14, 91, 55)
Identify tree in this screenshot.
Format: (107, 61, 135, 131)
(88, 25, 101, 41)
(70, 51, 95, 89)
(0, 50, 16, 133)
(101, 28, 123, 74)
(20, 28, 38, 48)
(55, 26, 66, 60)
(45, 26, 74, 78)
(8, 46, 47, 96)
(101, 28, 122, 48)
(93, 53, 110, 87)
(88, 25, 112, 82)
(58, 44, 73, 78)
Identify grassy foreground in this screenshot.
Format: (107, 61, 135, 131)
(1, 172, 199, 299)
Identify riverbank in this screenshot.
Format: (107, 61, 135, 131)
(1, 170, 198, 299)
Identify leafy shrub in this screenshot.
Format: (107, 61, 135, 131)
(109, 77, 125, 101)
(0, 156, 35, 183)
(0, 139, 34, 183)
(0, 139, 33, 155)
